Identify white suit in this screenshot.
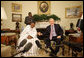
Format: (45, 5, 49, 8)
(17, 25, 39, 56)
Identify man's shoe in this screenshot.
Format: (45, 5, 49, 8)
(45, 45, 51, 48)
(45, 46, 48, 48)
(49, 53, 57, 57)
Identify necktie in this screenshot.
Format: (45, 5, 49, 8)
(50, 25, 53, 40)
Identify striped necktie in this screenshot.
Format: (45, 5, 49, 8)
(50, 25, 53, 40)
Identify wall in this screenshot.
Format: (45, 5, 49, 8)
(1, 1, 83, 30)
(1, 1, 37, 30)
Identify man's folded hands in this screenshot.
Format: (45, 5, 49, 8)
(37, 32, 43, 36)
(57, 36, 61, 39)
(27, 35, 33, 39)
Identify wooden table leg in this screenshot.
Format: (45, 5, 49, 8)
(68, 36, 70, 55)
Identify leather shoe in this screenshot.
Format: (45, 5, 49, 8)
(49, 53, 57, 57)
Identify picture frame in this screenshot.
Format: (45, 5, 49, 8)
(12, 3, 22, 12)
(38, 1, 51, 15)
(12, 13, 22, 22)
(65, 6, 82, 18)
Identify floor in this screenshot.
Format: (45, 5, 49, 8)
(11, 36, 83, 57)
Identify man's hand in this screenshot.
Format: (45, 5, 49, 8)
(57, 36, 61, 39)
(27, 35, 33, 39)
(37, 32, 43, 36)
(77, 27, 80, 31)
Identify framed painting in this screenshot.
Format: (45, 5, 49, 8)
(38, 1, 51, 15)
(12, 3, 22, 12)
(12, 13, 22, 22)
(65, 6, 82, 18)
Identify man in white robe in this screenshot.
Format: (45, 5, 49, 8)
(17, 22, 39, 56)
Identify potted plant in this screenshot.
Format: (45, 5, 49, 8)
(33, 14, 40, 22)
(33, 14, 60, 22)
(48, 14, 60, 21)
(40, 14, 48, 21)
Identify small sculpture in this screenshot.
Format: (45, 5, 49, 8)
(70, 23, 74, 30)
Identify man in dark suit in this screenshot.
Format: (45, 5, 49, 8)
(80, 19, 83, 33)
(38, 18, 63, 56)
(79, 14, 83, 33)
(24, 12, 34, 25)
(76, 12, 83, 31)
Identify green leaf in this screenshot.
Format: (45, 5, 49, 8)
(33, 14, 60, 21)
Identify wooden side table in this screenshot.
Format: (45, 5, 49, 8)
(65, 30, 77, 36)
(68, 33, 83, 57)
(1, 33, 17, 46)
(1, 36, 9, 45)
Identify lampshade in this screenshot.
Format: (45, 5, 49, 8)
(1, 7, 7, 20)
(81, 14, 83, 19)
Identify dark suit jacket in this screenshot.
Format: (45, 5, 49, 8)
(80, 20, 83, 32)
(76, 19, 81, 27)
(43, 24, 64, 39)
(24, 16, 33, 25)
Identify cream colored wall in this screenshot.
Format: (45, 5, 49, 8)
(1, 1, 83, 30)
(1, 1, 37, 30)
(51, 1, 83, 30)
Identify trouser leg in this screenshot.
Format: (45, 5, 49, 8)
(44, 38, 55, 53)
(44, 38, 51, 47)
(54, 38, 61, 55)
